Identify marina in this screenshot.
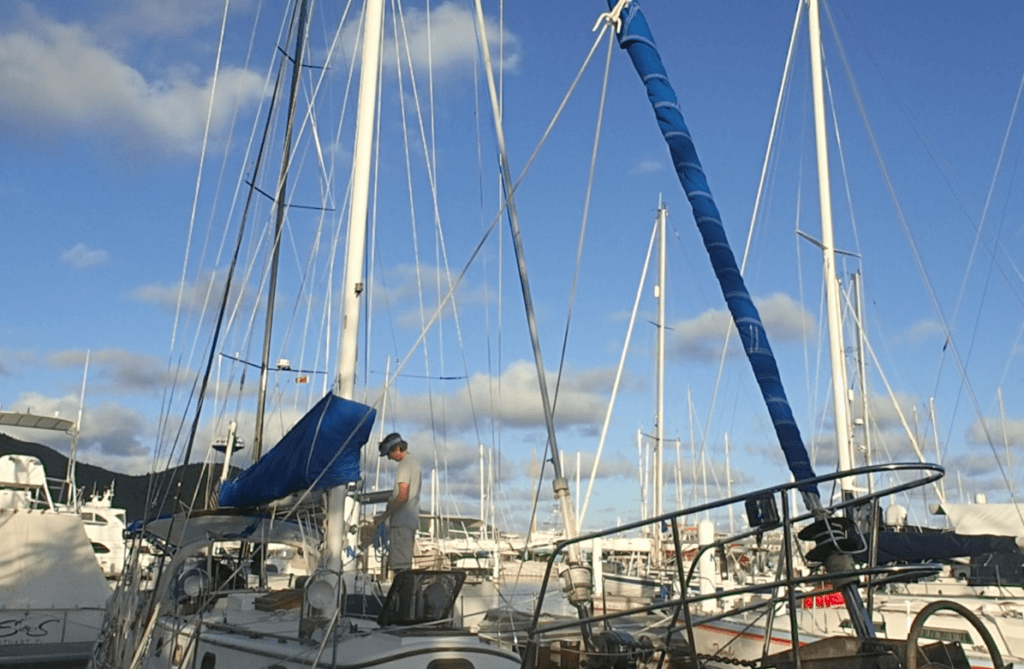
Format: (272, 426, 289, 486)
(2, 0, 1024, 668)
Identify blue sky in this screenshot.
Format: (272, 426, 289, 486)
(2, 0, 1023, 532)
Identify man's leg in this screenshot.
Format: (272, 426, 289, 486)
(388, 526, 415, 572)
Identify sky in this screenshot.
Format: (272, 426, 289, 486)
(2, 0, 1024, 535)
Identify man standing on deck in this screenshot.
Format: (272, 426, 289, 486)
(361, 432, 421, 575)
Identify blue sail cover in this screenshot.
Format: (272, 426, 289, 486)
(611, 1, 818, 497)
(218, 393, 376, 508)
(872, 531, 1020, 565)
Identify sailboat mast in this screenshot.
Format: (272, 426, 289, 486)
(654, 203, 666, 521)
(327, 0, 385, 573)
(65, 351, 89, 511)
(852, 272, 873, 490)
(653, 203, 667, 563)
(335, 0, 382, 400)
(808, 0, 856, 499)
(254, 0, 311, 460)
(472, 2, 593, 642)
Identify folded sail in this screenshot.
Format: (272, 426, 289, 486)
(218, 393, 376, 508)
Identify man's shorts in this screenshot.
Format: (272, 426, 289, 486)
(388, 526, 416, 571)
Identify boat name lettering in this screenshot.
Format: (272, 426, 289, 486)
(0, 616, 61, 641)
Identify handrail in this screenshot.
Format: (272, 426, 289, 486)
(523, 462, 945, 661)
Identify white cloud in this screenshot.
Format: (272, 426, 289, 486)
(0, 2, 520, 154)
(132, 273, 213, 312)
(372, 262, 495, 331)
(382, 359, 612, 434)
(2, 390, 152, 472)
(60, 243, 109, 269)
(77, 400, 151, 459)
(132, 269, 258, 322)
(99, 0, 249, 39)
(967, 416, 1024, 448)
(331, 1, 519, 81)
(629, 159, 663, 176)
(668, 292, 813, 361)
(897, 318, 945, 346)
(847, 391, 921, 434)
(0, 9, 267, 154)
(47, 348, 172, 396)
(383, 2, 520, 76)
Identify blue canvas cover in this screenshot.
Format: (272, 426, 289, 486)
(218, 393, 376, 508)
(611, 1, 818, 499)
(872, 530, 1020, 564)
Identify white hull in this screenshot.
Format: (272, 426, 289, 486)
(1, 456, 113, 667)
(0, 608, 104, 667)
(144, 617, 520, 669)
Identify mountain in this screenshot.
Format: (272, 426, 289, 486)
(0, 432, 238, 521)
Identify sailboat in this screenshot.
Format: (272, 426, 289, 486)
(82, 0, 1018, 667)
(87, 0, 523, 667)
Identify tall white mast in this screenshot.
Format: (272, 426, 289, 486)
(327, 0, 385, 573)
(654, 203, 666, 520)
(479, 444, 485, 530)
(653, 203, 667, 561)
(65, 351, 90, 512)
(808, 0, 856, 499)
(725, 432, 735, 534)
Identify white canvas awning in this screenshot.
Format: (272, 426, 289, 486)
(0, 410, 74, 432)
(933, 502, 1024, 538)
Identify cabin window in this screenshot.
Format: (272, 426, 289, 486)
(427, 661, 474, 669)
(92, 543, 111, 554)
(921, 627, 973, 644)
(839, 619, 886, 633)
(200, 652, 216, 668)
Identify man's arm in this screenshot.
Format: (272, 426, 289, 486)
(383, 482, 409, 519)
(359, 482, 410, 549)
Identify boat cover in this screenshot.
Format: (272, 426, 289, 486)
(218, 393, 376, 508)
(0, 510, 111, 608)
(873, 530, 1020, 564)
(933, 502, 1024, 538)
(133, 512, 317, 548)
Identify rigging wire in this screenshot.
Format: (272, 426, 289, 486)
(559, 15, 616, 531)
(824, 1, 1024, 526)
(828, 3, 1024, 498)
(153, 0, 296, 519)
(578, 214, 658, 530)
(700, 0, 806, 492)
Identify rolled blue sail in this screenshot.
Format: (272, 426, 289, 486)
(219, 393, 376, 508)
(611, 1, 818, 497)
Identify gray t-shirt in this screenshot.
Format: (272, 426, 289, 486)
(390, 452, 421, 529)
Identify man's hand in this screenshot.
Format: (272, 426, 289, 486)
(358, 521, 379, 550)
